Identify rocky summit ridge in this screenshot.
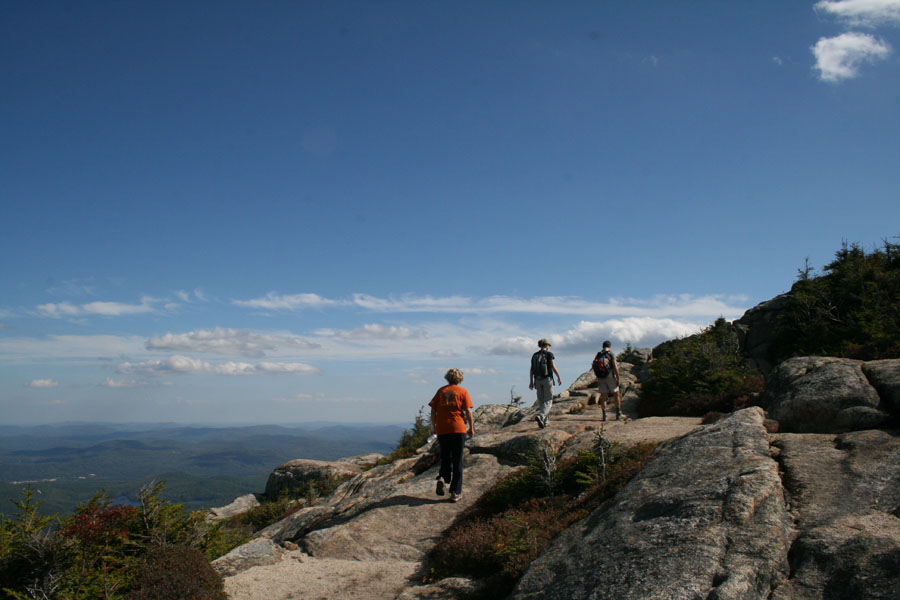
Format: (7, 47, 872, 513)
(210, 314, 900, 599)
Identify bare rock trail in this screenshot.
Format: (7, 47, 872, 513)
(219, 380, 703, 600)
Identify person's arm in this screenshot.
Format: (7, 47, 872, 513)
(430, 406, 438, 434)
(465, 407, 475, 437)
(612, 357, 620, 384)
(529, 362, 535, 389)
(550, 359, 562, 386)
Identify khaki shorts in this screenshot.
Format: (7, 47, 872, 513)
(596, 375, 619, 394)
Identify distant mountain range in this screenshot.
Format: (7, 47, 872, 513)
(0, 422, 406, 517)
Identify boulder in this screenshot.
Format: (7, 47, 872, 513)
(396, 577, 480, 599)
(569, 370, 596, 392)
(472, 404, 524, 431)
(619, 346, 652, 366)
(862, 359, 900, 415)
(207, 493, 261, 521)
(265, 458, 362, 499)
(334, 453, 384, 469)
(787, 513, 900, 600)
(765, 356, 885, 433)
(466, 429, 572, 464)
(733, 293, 791, 375)
(510, 408, 793, 600)
(257, 505, 334, 543)
(212, 537, 287, 576)
(772, 429, 900, 598)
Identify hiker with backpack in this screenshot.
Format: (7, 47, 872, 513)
(592, 340, 621, 420)
(529, 338, 561, 428)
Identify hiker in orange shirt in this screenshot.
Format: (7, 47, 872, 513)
(429, 368, 475, 503)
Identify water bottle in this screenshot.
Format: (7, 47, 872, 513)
(427, 433, 437, 444)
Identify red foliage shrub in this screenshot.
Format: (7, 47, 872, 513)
(60, 503, 138, 547)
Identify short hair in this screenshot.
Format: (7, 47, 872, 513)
(602, 340, 612, 348)
(537, 338, 551, 348)
(444, 368, 464, 385)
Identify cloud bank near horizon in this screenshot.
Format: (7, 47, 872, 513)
(6, 290, 752, 390)
(230, 292, 749, 319)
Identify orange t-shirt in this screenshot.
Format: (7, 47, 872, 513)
(429, 384, 473, 435)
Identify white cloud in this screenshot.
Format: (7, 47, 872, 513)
(556, 317, 705, 351)
(232, 292, 342, 311)
(336, 293, 748, 318)
(812, 32, 892, 81)
(478, 317, 705, 356)
(147, 327, 320, 357)
(26, 379, 59, 388)
(175, 289, 207, 303)
(117, 355, 321, 376)
(233, 291, 749, 319)
(37, 297, 158, 318)
(316, 324, 428, 341)
(815, 0, 900, 26)
(464, 368, 498, 376)
(478, 336, 537, 357)
(102, 377, 155, 388)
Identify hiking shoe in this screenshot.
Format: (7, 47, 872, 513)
(537, 415, 546, 429)
(450, 492, 462, 503)
(616, 408, 622, 420)
(436, 479, 445, 496)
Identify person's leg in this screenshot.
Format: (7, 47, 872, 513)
(437, 435, 453, 488)
(613, 388, 622, 419)
(599, 392, 608, 420)
(536, 378, 553, 424)
(447, 433, 466, 496)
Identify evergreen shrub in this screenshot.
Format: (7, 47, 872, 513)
(639, 317, 762, 418)
(1, 482, 238, 599)
(774, 239, 900, 361)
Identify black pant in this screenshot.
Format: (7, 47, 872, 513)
(438, 433, 466, 495)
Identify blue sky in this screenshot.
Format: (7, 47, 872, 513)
(2, 1, 899, 425)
